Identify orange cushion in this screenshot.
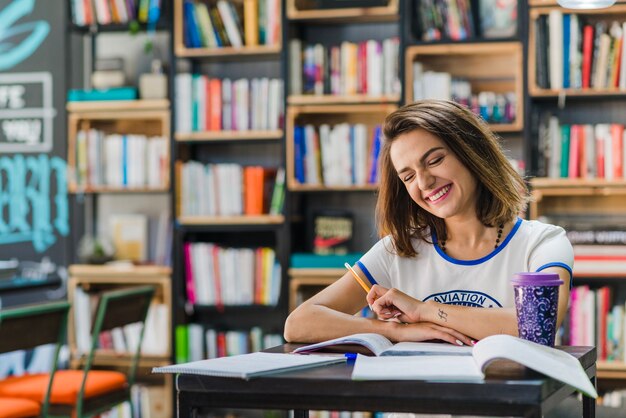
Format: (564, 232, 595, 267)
(0, 370, 127, 405)
(0, 397, 40, 418)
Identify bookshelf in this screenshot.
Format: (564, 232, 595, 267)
(66, 99, 171, 194)
(286, 103, 397, 191)
(66, 264, 173, 417)
(405, 42, 524, 132)
(64, 4, 176, 412)
(279, 3, 401, 345)
(528, 4, 626, 97)
(171, 0, 288, 370)
(286, 0, 399, 22)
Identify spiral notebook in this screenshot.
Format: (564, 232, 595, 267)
(152, 352, 345, 380)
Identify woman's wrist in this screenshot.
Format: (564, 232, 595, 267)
(422, 300, 441, 324)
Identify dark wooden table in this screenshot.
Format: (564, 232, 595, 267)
(176, 344, 597, 418)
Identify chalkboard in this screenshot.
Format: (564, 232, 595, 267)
(0, 0, 69, 303)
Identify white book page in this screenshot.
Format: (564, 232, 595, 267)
(293, 333, 394, 356)
(352, 354, 483, 381)
(382, 342, 473, 356)
(472, 335, 598, 398)
(153, 352, 344, 379)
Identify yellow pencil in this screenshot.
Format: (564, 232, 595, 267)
(344, 262, 371, 294)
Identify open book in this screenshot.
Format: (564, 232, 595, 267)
(152, 352, 344, 380)
(350, 334, 598, 398)
(293, 332, 474, 356)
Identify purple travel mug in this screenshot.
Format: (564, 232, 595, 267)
(511, 272, 563, 347)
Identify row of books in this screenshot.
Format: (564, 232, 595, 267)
(308, 412, 373, 418)
(184, 242, 281, 307)
(537, 118, 626, 180)
(412, 63, 517, 124)
(74, 286, 169, 356)
(175, 324, 283, 363)
(100, 384, 170, 418)
(414, 0, 475, 41)
(107, 212, 172, 265)
(71, 0, 159, 26)
(73, 130, 169, 189)
(565, 285, 625, 363)
(177, 162, 285, 216)
(293, 124, 382, 187)
(535, 12, 626, 90)
(175, 74, 284, 133)
(183, 0, 280, 48)
(288, 38, 401, 97)
(600, 389, 626, 408)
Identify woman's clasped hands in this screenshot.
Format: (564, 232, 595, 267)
(366, 284, 472, 346)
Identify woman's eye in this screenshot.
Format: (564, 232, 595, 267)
(402, 173, 414, 182)
(428, 156, 443, 166)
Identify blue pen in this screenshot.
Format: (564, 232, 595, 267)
(344, 352, 357, 363)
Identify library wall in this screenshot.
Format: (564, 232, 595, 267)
(0, 0, 70, 306)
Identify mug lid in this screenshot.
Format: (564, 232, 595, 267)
(511, 272, 563, 286)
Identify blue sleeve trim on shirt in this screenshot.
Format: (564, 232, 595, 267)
(536, 262, 574, 289)
(356, 260, 378, 286)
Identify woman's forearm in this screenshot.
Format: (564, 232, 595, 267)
(284, 303, 399, 343)
(421, 301, 518, 340)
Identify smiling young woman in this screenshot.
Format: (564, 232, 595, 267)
(284, 100, 572, 346)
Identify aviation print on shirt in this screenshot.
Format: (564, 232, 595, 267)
(423, 290, 502, 308)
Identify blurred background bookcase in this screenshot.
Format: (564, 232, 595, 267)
(65, 1, 174, 416)
(170, 0, 287, 372)
(60, 0, 626, 411)
(527, 0, 626, 390)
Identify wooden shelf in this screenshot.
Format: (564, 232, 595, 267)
(289, 184, 378, 192)
(66, 100, 170, 113)
(598, 361, 626, 380)
(287, 0, 398, 22)
(177, 214, 285, 226)
(175, 44, 282, 59)
(529, 178, 626, 218)
(288, 94, 400, 105)
(68, 264, 172, 277)
(574, 272, 626, 278)
(68, 186, 170, 194)
(288, 268, 344, 311)
(529, 87, 626, 97)
(175, 130, 283, 142)
(405, 42, 524, 132)
(531, 178, 626, 189)
(71, 353, 172, 369)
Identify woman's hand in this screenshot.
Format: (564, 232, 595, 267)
(367, 285, 424, 323)
(393, 321, 473, 346)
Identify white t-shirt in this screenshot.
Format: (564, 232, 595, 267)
(357, 218, 573, 309)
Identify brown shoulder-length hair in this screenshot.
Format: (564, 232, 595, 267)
(376, 100, 529, 257)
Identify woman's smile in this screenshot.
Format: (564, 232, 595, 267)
(426, 184, 452, 203)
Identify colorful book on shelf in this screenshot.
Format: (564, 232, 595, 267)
(243, 0, 259, 46)
(582, 24, 594, 89)
(67, 87, 137, 101)
(183, 0, 202, 48)
(562, 14, 570, 89)
(217, 0, 243, 47)
(290, 253, 364, 269)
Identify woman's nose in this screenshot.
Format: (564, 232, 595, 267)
(416, 170, 435, 191)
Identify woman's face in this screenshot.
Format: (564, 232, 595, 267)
(389, 128, 478, 221)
